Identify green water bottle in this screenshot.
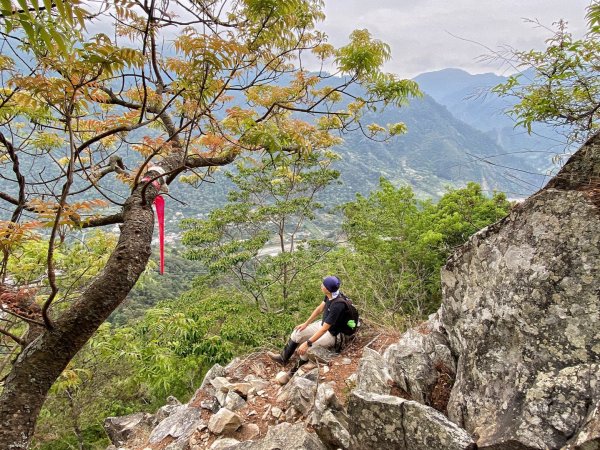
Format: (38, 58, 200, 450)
(347, 319, 356, 329)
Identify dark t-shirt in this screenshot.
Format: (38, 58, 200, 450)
(322, 293, 351, 336)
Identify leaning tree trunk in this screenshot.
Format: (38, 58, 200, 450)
(0, 185, 156, 449)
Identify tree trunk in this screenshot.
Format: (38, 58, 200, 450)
(0, 186, 156, 449)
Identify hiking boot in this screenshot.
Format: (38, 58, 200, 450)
(288, 357, 308, 376)
(268, 339, 298, 366)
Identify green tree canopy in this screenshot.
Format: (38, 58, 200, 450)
(493, 1, 600, 145)
(339, 180, 510, 326)
(182, 150, 340, 311)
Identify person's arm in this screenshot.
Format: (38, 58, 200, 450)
(298, 322, 331, 355)
(295, 302, 325, 331)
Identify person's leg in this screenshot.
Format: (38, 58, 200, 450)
(301, 330, 335, 361)
(268, 321, 322, 365)
(290, 320, 322, 345)
(287, 329, 337, 377)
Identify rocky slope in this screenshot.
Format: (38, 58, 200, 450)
(104, 133, 599, 450)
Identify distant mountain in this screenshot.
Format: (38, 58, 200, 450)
(331, 93, 544, 202)
(413, 68, 566, 175)
(414, 68, 512, 131)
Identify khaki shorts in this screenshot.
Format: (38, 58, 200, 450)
(290, 320, 336, 358)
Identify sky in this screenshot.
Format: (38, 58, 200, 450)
(320, 0, 590, 78)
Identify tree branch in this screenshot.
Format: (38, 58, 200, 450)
(80, 213, 124, 229)
(0, 327, 24, 346)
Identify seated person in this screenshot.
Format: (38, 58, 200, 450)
(268, 275, 355, 375)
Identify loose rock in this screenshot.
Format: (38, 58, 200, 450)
(225, 422, 327, 450)
(104, 413, 155, 447)
(223, 391, 246, 411)
(210, 438, 240, 450)
(208, 408, 243, 435)
(149, 406, 202, 445)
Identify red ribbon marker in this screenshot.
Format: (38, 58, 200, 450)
(153, 195, 165, 275)
(143, 169, 166, 275)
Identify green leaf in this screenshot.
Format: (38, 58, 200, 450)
(16, 0, 29, 15)
(54, 0, 65, 20)
(19, 17, 35, 42)
(0, 0, 13, 15)
(49, 28, 67, 54)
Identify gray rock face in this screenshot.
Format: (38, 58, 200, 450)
(276, 375, 317, 417)
(564, 399, 600, 449)
(149, 405, 202, 445)
(104, 412, 154, 446)
(347, 390, 476, 450)
(227, 422, 327, 450)
(355, 347, 392, 395)
(439, 136, 600, 450)
(383, 324, 454, 405)
(314, 410, 351, 449)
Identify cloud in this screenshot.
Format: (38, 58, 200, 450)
(320, 0, 589, 77)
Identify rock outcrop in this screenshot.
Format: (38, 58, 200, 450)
(348, 390, 476, 450)
(104, 412, 154, 447)
(103, 133, 600, 450)
(228, 422, 327, 450)
(439, 133, 600, 449)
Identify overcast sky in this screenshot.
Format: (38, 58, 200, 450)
(319, 0, 590, 78)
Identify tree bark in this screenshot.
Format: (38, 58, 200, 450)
(0, 183, 156, 449)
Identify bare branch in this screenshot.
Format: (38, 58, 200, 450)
(80, 213, 124, 229)
(0, 327, 23, 346)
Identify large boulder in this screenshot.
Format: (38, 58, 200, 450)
(355, 347, 392, 395)
(383, 322, 454, 405)
(149, 405, 203, 447)
(104, 412, 154, 447)
(276, 375, 317, 417)
(439, 134, 600, 449)
(227, 422, 327, 450)
(347, 390, 476, 450)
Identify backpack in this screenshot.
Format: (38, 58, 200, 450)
(335, 293, 360, 335)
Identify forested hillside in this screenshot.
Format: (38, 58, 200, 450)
(0, 71, 551, 227)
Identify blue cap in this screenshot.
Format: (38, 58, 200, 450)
(322, 276, 340, 293)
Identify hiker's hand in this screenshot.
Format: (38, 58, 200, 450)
(295, 322, 308, 331)
(298, 342, 309, 355)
